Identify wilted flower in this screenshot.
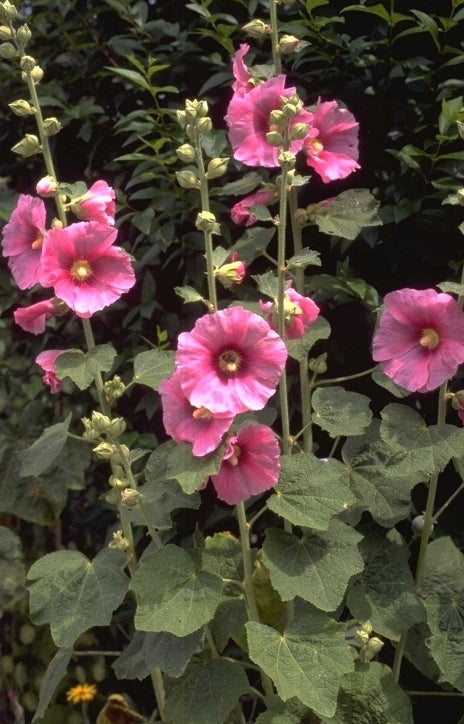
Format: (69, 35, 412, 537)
(1, 194, 47, 289)
(231, 187, 278, 226)
(303, 100, 360, 183)
(232, 43, 253, 95)
(36, 349, 66, 393)
(214, 252, 246, 288)
(70, 179, 116, 225)
(260, 282, 320, 339)
(14, 298, 57, 334)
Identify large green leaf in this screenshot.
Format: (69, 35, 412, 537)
(263, 520, 364, 612)
(19, 414, 72, 478)
(131, 545, 223, 636)
(166, 441, 224, 494)
(0, 526, 25, 614)
(268, 454, 355, 530)
(286, 316, 331, 361)
(247, 611, 354, 717)
(27, 548, 130, 647)
(112, 629, 204, 680)
(200, 532, 244, 582)
(422, 536, 464, 692)
(312, 386, 372, 437)
(55, 344, 116, 390)
(310, 189, 382, 240)
(210, 597, 248, 653)
(319, 662, 414, 724)
(32, 647, 73, 723)
(165, 658, 249, 724)
(132, 348, 176, 390)
(346, 525, 425, 641)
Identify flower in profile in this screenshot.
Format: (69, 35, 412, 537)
(1, 194, 47, 289)
(231, 187, 278, 226)
(14, 298, 57, 334)
(303, 100, 360, 183)
(372, 288, 464, 392)
(159, 371, 235, 456)
(36, 349, 66, 393)
(71, 180, 116, 225)
(232, 43, 253, 95)
(40, 221, 135, 318)
(225, 75, 313, 167)
(214, 252, 246, 288)
(260, 282, 320, 339)
(176, 306, 287, 415)
(66, 683, 97, 705)
(210, 423, 281, 504)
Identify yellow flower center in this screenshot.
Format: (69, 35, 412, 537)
(308, 138, 324, 155)
(31, 233, 44, 250)
(192, 406, 213, 421)
(228, 444, 241, 466)
(419, 327, 440, 350)
(218, 349, 242, 375)
(70, 259, 92, 282)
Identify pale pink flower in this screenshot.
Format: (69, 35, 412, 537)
(214, 252, 246, 288)
(303, 100, 360, 183)
(176, 306, 287, 415)
(1, 194, 47, 289)
(210, 423, 281, 504)
(71, 180, 116, 225)
(14, 299, 57, 334)
(39, 221, 135, 318)
(372, 288, 464, 393)
(36, 349, 66, 393)
(231, 187, 278, 226)
(260, 282, 320, 339)
(159, 371, 234, 457)
(225, 75, 313, 167)
(36, 176, 57, 197)
(232, 43, 253, 95)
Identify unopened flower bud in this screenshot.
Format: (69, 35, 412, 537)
(215, 252, 246, 288)
(36, 175, 57, 197)
(8, 99, 35, 116)
(411, 514, 435, 535)
(282, 103, 299, 119)
(11, 134, 41, 157)
(277, 150, 296, 168)
(43, 116, 62, 136)
(355, 629, 370, 646)
(91, 410, 112, 433)
(120, 488, 141, 508)
(81, 416, 100, 441)
(176, 169, 200, 189)
(176, 109, 187, 128)
(0, 25, 13, 40)
(309, 353, 328, 375)
(30, 65, 44, 84)
(363, 636, 384, 661)
(0, 1, 17, 22)
(109, 475, 129, 489)
(103, 375, 126, 401)
(279, 34, 301, 54)
(286, 93, 301, 108)
(109, 530, 129, 551)
(269, 109, 285, 127)
(0, 41, 16, 58)
(197, 116, 212, 134)
(107, 417, 126, 437)
(206, 157, 229, 180)
(16, 23, 32, 46)
(242, 19, 270, 37)
(359, 620, 373, 635)
(196, 100, 209, 118)
(93, 441, 116, 460)
(195, 210, 219, 234)
(20, 54, 36, 72)
(291, 122, 309, 141)
(266, 131, 284, 147)
(176, 143, 196, 163)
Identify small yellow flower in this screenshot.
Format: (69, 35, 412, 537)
(66, 683, 97, 705)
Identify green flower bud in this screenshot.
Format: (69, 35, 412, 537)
(8, 99, 35, 116)
(242, 18, 270, 38)
(195, 210, 220, 234)
(266, 130, 284, 147)
(286, 93, 301, 108)
(81, 416, 100, 441)
(29, 65, 44, 84)
(269, 109, 285, 127)
(92, 441, 116, 460)
(107, 417, 126, 437)
(277, 150, 296, 169)
(109, 475, 129, 489)
(120, 488, 141, 508)
(0, 1, 17, 22)
(103, 375, 126, 401)
(11, 133, 41, 157)
(355, 629, 370, 646)
(206, 157, 229, 180)
(185, 98, 198, 119)
(176, 169, 200, 189)
(291, 122, 309, 141)
(16, 23, 31, 46)
(176, 143, 196, 162)
(43, 116, 62, 136)
(0, 25, 13, 40)
(0, 41, 16, 58)
(308, 353, 328, 375)
(185, 123, 195, 140)
(176, 109, 187, 128)
(108, 530, 129, 551)
(279, 34, 301, 55)
(363, 636, 384, 661)
(20, 54, 36, 72)
(282, 102, 299, 119)
(197, 116, 212, 134)
(91, 410, 112, 433)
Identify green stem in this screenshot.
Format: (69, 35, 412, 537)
(269, 0, 281, 75)
(311, 365, 378, 388)
(194, 129, 218, 310)
(434, 480, 464, 521)
(150, 667, 168, 723)
(277, 161, 292, 455)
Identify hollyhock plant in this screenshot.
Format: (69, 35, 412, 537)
(176, 306, 287, 415)
(14, 298, 57, 334)
(71, 180, 116, 225)
(40, 221, 135, 318)
(231, 187, 278, 226)
(36, 349, 66, 393)
(209, 423, 281, 504)
(303, 100, 360, 183)
(214, 252, 246, 288)
(225, 74, 313, 167)
(372, 288, 464, 393)
(260, 282, 320, 339)
(159, 371, 235, 457)
(232, 43, 253, 95)
(1, 194, 47, 289)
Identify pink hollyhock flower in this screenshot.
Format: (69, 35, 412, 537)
(260, 282, 320, 339)
(225, 75, 313, 167)
(210, 423, 281, 504)
(231, 187, 278, 226)
(36, 175, 57, 197)
(372, 288, 464, 393)
(159, 371, 234, 457)
(1, 194, 47, 289)
(176, 306, 287, 415)
(71, 180, 116, 225)
(39, 221, 135, 318)
(232, 43, 253, 95)
(36, 349, 66, 393)
(303, 100, 360, 183)
(214, 252, 246, 288)
(14, 298, 57, 334)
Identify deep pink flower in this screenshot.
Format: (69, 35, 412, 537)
(232, 43, 253, 95)
(225, 75, 313, 167)
(231, 187, 278, 226)
(14, 299, 57, 334)
(260, 282, 320, 339)
(372, 288, 464, 393)
(176, 306, 287, 415)
(36, 349, 66, 393)
(39, 221, 135, 318)
(71, 180, 116, 225)
(159, 371, 234, 456)
(303, 100, 360, 183)
(210, 423, 281, 504)
(1, 194, 47, 289)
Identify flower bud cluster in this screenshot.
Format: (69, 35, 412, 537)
(177, 99, 212, 139)
(345, 620, 384, 663)
(195, 211, 220, 234)
(103, 375, 126, 403)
